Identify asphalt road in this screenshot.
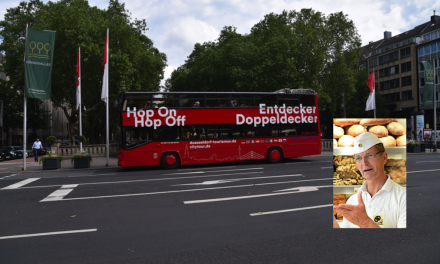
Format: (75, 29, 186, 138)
(0, 154, 439, 263)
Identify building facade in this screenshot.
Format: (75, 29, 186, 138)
(359, 14, 440, 137)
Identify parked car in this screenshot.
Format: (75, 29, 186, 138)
(11, 146, 33, 158)
(2, 147, 22, 159)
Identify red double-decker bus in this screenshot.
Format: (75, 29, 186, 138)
(118, 90, 321, 169)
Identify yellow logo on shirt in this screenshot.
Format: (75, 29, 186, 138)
(373, 215, 384, 226)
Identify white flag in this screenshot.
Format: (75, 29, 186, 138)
(101, 29, 109, 101)
(76, 48, 81, 109)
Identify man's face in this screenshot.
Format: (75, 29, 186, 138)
(354, 145, 387, 181)
(36, 139, 39, 142)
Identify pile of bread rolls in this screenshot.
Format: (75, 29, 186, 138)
(385, 159, 407, 185)
(333, 118, 406, 147)
(333, 155, 365, 185)
(333, 194, 346, 220)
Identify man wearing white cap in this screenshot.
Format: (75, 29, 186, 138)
(333, 132, 406, 228)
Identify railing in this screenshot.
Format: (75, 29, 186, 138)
(51, 144, 118, 158)
(321, 139, 333, 151)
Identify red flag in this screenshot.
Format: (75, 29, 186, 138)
(365, 71, 375, 111)
(101, 29, 108, 101)
(76, 49, 81, 109)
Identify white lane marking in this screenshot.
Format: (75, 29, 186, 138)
(321, 167, 333, 169)
(0, 173, 17, 180)
(164, 167, 263, 175)
(18, 172, 264, 190)
(178, 166, 236, 171)
(183, 185, 332, 204)
(273, 186, 324, 192)
(1, 178, 40, 189)
(40, 184, 78, 202)
(177, 179, 241, 185)
(0, 229, 97, 240)
(42, 178, 333, 202)
(407, 169, 440, 174)
(93, 173, 116, 176)
(250, 204, 332, 216)
(173, 174, 303, 186)
(284, 161, 330, 164)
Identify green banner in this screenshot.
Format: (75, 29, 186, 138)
(422, 61, 434, 108)
(24, 28, 56, 99)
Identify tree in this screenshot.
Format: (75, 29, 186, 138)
(0, 0, 167, 144)
(166, 9, 361, 123)
(0, 0, 51, 141)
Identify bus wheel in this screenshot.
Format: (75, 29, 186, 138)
(161, 152, 180, 169)
(267, 147, 283, 163)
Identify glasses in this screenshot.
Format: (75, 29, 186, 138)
(353, 151, 384, 163)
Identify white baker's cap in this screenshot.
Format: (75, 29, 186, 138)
(353, 132, 382, 154)
(195, 101, 200, 104)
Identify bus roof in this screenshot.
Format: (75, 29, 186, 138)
(123, 89, 316, 96)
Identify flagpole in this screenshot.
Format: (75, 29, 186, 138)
(79, 47, 82, 152)
(23, 24, 29, 171)
(106, 28, 109, 166)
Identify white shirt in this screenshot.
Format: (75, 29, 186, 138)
(340, 176, 406, 228)
(32, 141, 43, 149)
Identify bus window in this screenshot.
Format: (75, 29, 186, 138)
(178, 126, 206, 139)
(124, 127, 152, 148)
(207, 125, 231, 138)
(152, 94, 179, 108)
(153, 126, 178, 140)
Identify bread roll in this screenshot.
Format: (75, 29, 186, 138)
(387, 122, 405, 136)
(333, 118, 362, 127)
(380, 136, 396, 147)
(333, 139, 338, 146)
(396, 135, 406, 146)
(333, 125, 344, 139)
(359, 118, 396, 126)
(368, 126, 388, 138)
(338, 135, 355, 147)
(346, 125, 367, 137)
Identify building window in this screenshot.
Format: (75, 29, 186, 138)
(425, 46, 431, 55)
(400, 47, 411, 59)
(382, 92, 400, 103)
(379, 78, 400, 91)
(379, 51, 399, 65)
(401, 76, 412, 87)
(379, 65, 399, 78)
(369, 58, 377, 68)
(402, 90, 413, 101)
(420, 78, 425, 87)
(433, 43, 438, 53)
(419, 63, 424, 72)
(401, 61, 411, 72)
(419, 48, 424, 56)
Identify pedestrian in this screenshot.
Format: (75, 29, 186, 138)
(32, 138, 43, 162)
(333, 132, 406, 228)
(418, 130, 422, 143)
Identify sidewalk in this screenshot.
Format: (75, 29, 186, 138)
(0, 156, 119, 174)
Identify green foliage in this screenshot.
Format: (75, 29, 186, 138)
(70, 150, 92, 164)
(39, 150, 63, 164)
(46, 136, 56, 145)
(166, 8, 361, 121)
(0, 0, 167, 143)
(78, 135, 87, 144)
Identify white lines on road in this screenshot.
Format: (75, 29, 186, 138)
(284, 161, 330, 164)
(163, 167, 263, 175)
(321, 167, 333, 169)
(407, 168, 440, 174)
(1, 178, 40, 189)
(40, 184, 78, 202)
(178, 166, 236, 171)
(250, 204, 332, 216)
(42, 178, 333, 202)
(14, 172, 264, 190)
(173, 174, 304, 186)
(0, 229, 97, 240)
(0, 173, 17, 180)
(183, 185, 332, 204)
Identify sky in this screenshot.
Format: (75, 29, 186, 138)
(1, 0, 440, 86)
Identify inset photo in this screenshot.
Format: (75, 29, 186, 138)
(332, 118, 406, 228)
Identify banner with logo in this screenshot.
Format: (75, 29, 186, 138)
(421, 61, 434, 108)
(24, 28, 56, 99)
